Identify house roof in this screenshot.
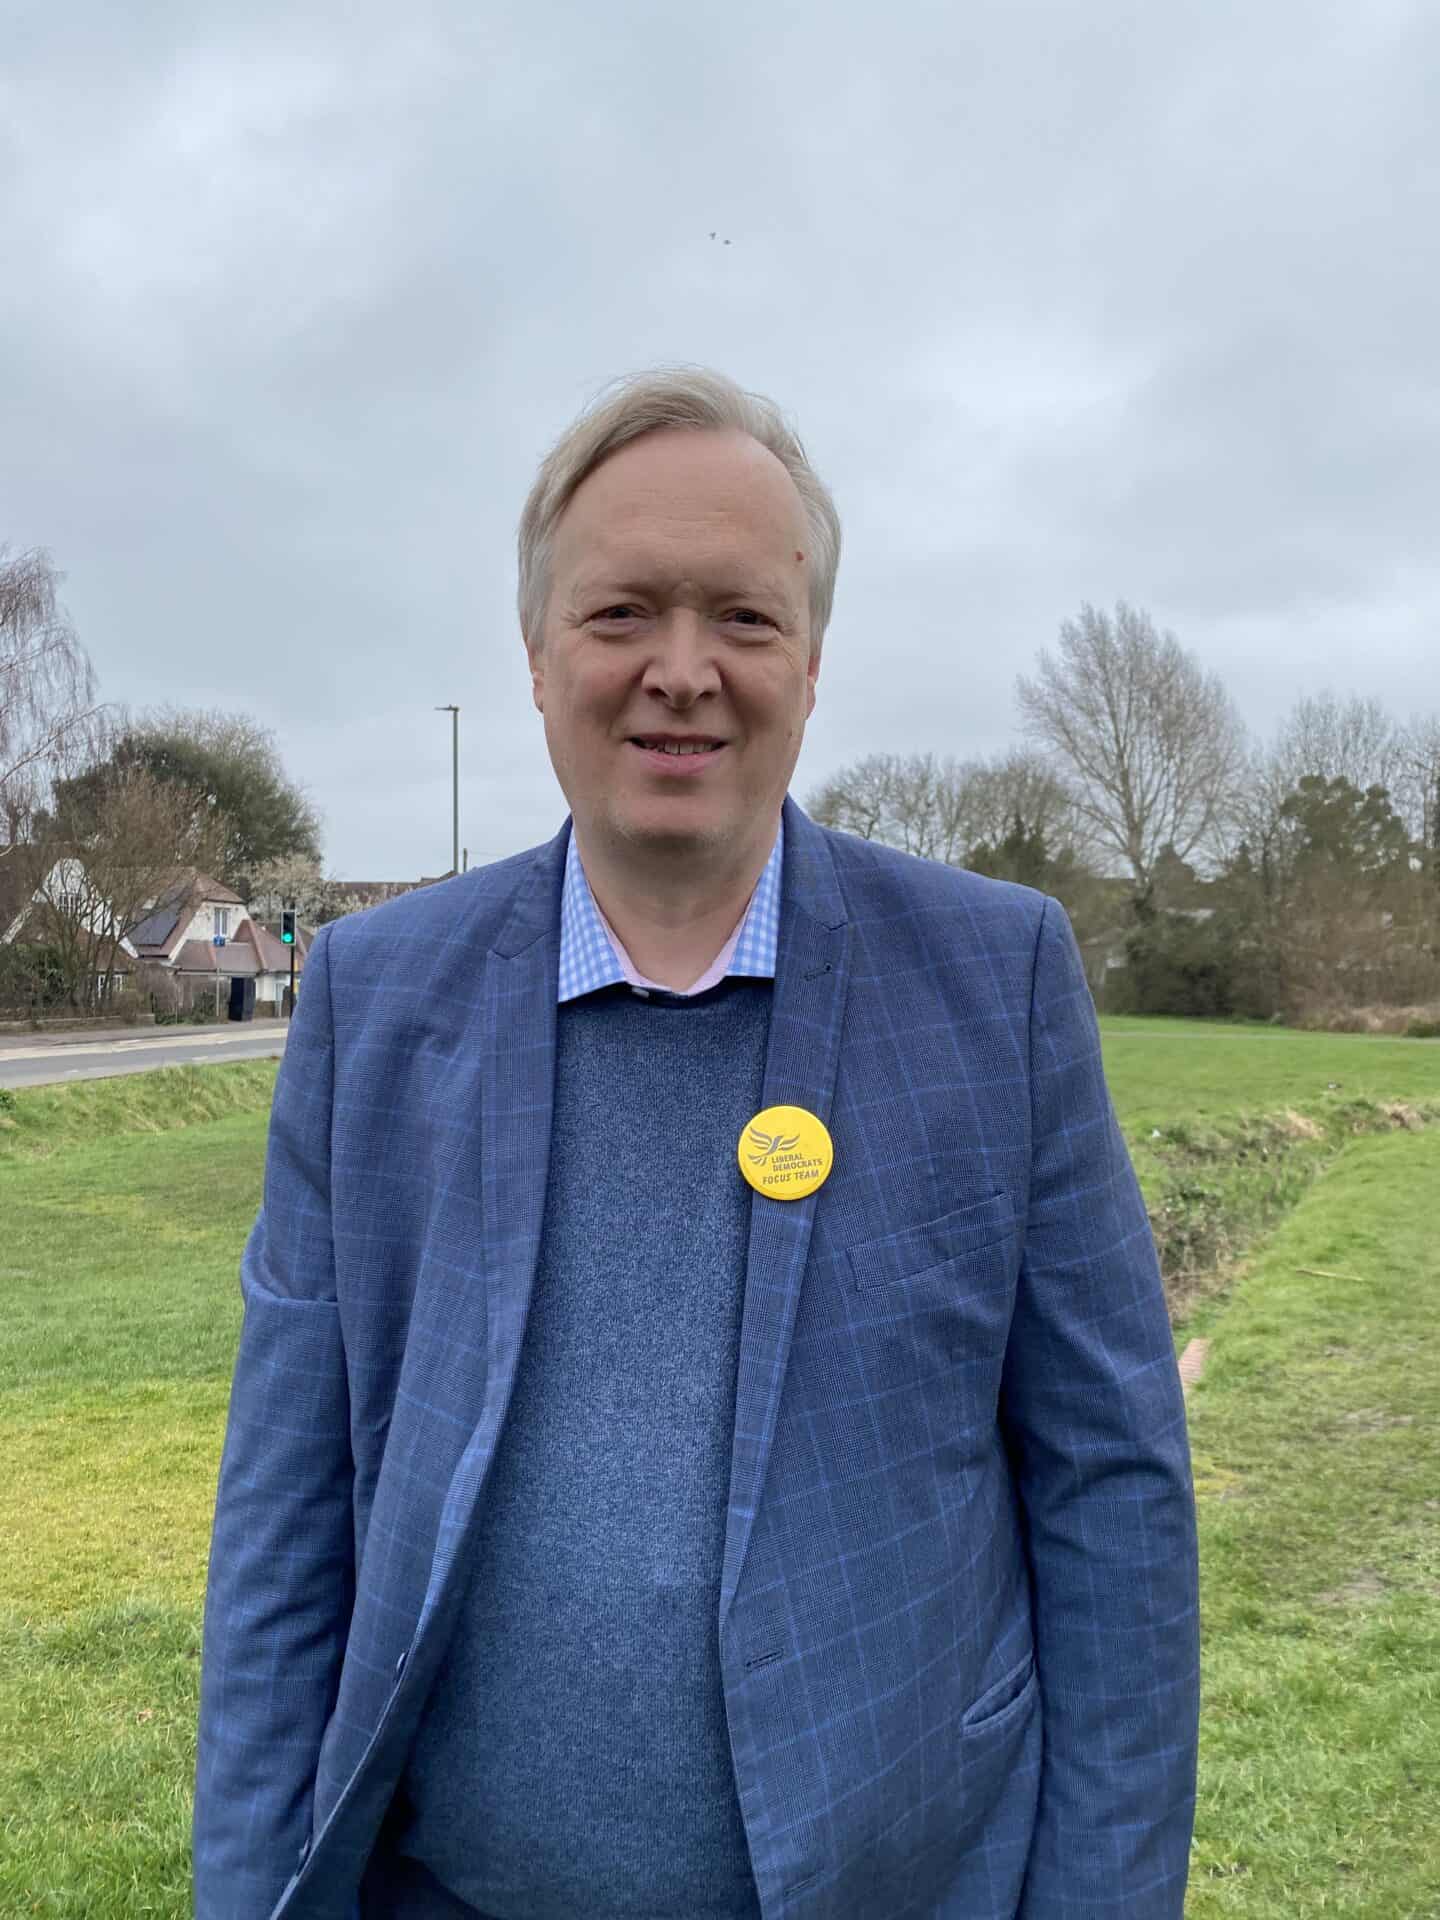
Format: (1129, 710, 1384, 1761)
(330, 875, 448, 904)
(168, 915, 309, 976)
(246, 919, 311, 970)
(191, 871, 245, 905)
(172, 938, 260, 975)
(130, 901, 185, 951)
(332, 880, 409, 903)
(128, 870, 248, 957)
(249, 927, 287, 970)
(2, 854, 256, 960)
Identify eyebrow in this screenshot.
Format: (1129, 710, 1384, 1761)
(569, 572, 794, 609)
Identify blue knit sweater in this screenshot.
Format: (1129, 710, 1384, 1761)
(390, 977, 772, 1918)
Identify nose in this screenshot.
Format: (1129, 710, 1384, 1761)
(639, 612, 722, 708)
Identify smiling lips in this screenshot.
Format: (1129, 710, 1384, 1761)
(630, 734, 726, 772)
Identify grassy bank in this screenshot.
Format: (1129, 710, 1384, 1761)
(1, 1095, 264, 1916)
(1184, 1130, 1440, 1916)
(1, 1030, 1438, 1914)
(1099, 1016, 1439, 1122)
(1131, 1097, 1439, 1324)
(1093, 1019, 1439, 1324)
(0, 1058, 278, 1165)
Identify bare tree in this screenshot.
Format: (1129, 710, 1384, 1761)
(22, 734, 226, 1009)
(1234, 696, 1412, 885)
(0, 548, 101, 815)
(808, 747, 1090, 868)
(1016, 601, 1244, 892)
(958, 748, 1091, 862)
(1229, 691, 1437, 920)
(1269, 690, 1406, 796)
(1396, 711, 1440, 868)
(807, 754, 891, 842)
(807, 753, 974, 863)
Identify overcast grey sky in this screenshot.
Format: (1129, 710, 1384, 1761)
(3, 0, 1436, 877)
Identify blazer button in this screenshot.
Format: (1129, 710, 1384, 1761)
(395, 1649, 408, 1679)
(297, 1835, 311, 1868)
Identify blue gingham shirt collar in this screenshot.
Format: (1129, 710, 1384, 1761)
(557, 820, 783, 1003)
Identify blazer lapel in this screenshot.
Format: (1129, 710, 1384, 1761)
(720, 798, 851, 1630)
(415, 821, 566, 1639)
(405, 805, 852, 1651)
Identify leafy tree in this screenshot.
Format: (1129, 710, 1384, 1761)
(1117, 911, 1246, 1019)
(968, 812, 1046, 890)
(1147, 844, 1203, 910)
(1277, 774, 1411, 882)
(0, 941, 68, 1015)
(52, 707, 320, 898)
(966, 812, 1072, 893)
(1216, 774, 1426, 1016)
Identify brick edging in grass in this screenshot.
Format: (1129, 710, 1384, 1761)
(1179, 1339, 1210, 1396)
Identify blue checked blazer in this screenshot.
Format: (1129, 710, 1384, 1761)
(194, 796, 1200, 1920)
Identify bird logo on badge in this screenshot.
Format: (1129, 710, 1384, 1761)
(746, 1127, 801, 1166)
(738, 1105, 835, 1200)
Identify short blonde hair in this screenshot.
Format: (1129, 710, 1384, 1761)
(516, 365, 841, 650)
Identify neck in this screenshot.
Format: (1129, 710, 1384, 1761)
(575, 816, 780, 992)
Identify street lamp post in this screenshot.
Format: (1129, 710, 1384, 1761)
(435, 705, 459, 877)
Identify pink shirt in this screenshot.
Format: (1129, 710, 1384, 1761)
(591, 900, 751, 997)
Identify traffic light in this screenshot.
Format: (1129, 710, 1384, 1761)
(281, 908, 296, 946)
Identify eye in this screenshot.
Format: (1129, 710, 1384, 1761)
(593, 605, 639, 621)
(728, 608, 773, 628)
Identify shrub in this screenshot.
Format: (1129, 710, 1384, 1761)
(0, 943, 69, 1015)
(1120, 911, 1247, 1018)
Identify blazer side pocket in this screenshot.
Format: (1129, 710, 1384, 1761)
(959, 1650, 1038, 1737)
(846, 1190, 1017, 1290)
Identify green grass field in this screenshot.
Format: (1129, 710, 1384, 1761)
(1, 1023, 1437, 1916)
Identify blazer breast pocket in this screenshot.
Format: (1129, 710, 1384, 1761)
(844, 1190, 1018, 1291)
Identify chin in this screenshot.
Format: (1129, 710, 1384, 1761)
(611, 809, 731, 856)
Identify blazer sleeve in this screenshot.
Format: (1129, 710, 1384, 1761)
(193, 923, 357, 1920)
(1001, 897, 1200, 1919)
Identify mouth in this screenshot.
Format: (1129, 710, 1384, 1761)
(628, 734, 727, 770)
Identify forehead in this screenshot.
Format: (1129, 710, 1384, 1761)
(551, 428, 807, 583)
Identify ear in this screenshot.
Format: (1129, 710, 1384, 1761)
(805, 642, 821, 718)
(525, 637, 545, 714)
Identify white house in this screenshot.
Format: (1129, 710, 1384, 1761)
(127, 871, 308, 1012)
(1, 862, 308, 1012)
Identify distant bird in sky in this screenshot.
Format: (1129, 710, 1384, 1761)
(709, 232, 732, 244)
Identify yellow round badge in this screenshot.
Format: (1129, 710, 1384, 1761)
(739, 1105, 834, 1201)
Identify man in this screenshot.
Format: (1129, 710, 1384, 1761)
(195, 366, 1200, 1920)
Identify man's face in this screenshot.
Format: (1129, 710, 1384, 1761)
(528, 426, 819, 868)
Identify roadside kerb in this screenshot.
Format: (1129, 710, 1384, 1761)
(0, 1019, 289, 1056)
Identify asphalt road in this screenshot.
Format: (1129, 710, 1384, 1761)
(0, 1022, 290, 1088)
